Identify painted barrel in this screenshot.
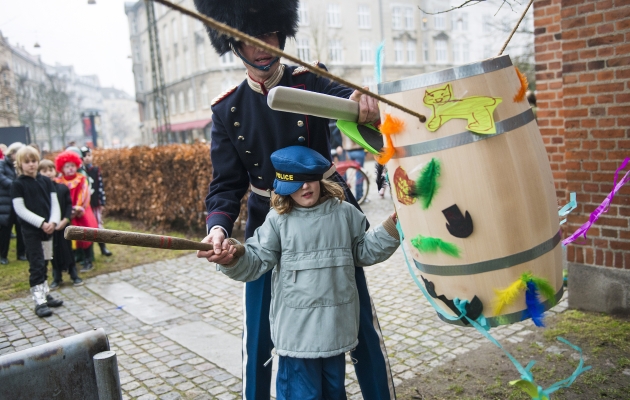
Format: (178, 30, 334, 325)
(377, 55, 563, 327)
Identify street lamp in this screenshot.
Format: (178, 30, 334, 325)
(33, 42, 40, 48)
(88, 0, 96, 4)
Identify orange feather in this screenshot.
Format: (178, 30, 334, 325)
(375, 131, 395, 164)
(379, 114, 405, 135)
(513, 67, 528, 102)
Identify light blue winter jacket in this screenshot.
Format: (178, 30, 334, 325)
(219, 197, 400, 358)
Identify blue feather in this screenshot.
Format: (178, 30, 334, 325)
(374, 42, 385, 84)
(525, 281, 545, 327)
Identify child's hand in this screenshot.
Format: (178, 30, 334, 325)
(56, 219, 68, 231)
(390, 212, 398, 224)
(41, 222, 55, 234)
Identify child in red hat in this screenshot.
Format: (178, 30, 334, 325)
(54, 150, 98, 271)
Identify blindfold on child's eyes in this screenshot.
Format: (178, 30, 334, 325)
(275, 171, 323, 182)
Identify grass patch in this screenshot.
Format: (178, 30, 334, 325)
(0, 218, 203, 301)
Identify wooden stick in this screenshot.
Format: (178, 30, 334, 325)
(152, 0, 426, 122)
(497, 0, 535, 56)
(64, 226, 245, 257)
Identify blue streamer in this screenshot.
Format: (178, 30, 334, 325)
(395, 220, 591, 399)
(558, 192, 577, 225)
(374, 42, 385, 84)
(525, 281, 545, 327)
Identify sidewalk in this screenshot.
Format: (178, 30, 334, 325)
(0, 175, 568, 400)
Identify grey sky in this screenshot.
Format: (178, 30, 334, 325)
(1, 0, 136, 95)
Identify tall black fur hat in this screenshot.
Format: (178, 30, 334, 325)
(193, 0, 299, 55)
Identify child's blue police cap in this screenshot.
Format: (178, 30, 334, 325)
(271, 146, 331, 196)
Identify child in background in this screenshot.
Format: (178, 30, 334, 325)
(10, 147, 63, 318)
(81, 146, 112, 257)
(210, 146, 400, 399)
(54, 151, 98, 271)
(39, 160, 83, 288)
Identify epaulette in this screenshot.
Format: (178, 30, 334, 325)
(293, 60, 320, 76)
(211, 85, 238, 106)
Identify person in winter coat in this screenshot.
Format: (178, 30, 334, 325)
(212, 146, 400, 400)
(10, 146, 63, 318)
(0, 142, 26, 264)
(81, 146, 112, 256)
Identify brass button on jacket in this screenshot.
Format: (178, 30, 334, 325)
(297, 120, 304, 127)
(234, 122, 240, 127)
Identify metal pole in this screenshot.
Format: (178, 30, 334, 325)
(93, 351, 123, 400)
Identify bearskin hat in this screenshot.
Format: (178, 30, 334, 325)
(55, 150, 82, 173)
(193, 0, 299, 55)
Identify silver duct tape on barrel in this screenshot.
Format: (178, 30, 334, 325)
(377, 55, 513, 95)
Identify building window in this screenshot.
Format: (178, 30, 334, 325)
(131, 17, 138, 34)
(201, 83, 209, 109)
(185, 49, 192, 76)
(327, 4, 341, 27)
(394, 40, 404, 64)
(182, 16, 188, 38)
(358, 5, 371, 29)
(404, 7, 414, 30)
(328, 39, 343, 64)
(163, 24, 169, 49)
(197, 43, 206, 70)
(434, 13, 445, 30)
(298, 2, 309, 26)
(407, 40, 416, 64)
(172, 19, 178, 44)
(296, 37, 310, 61)
(359, 40, 372, 64)
(392, 7, 402, 30)
(165, 58, 172, 82)
(452, 12, 469, 31)
(423, 38, 429, 62)
(170, 93, 176, 115)
(138, 76, 144, 92)
(5, 97, 11, 112)
(220, 52, 234, 65)
(175, 54, 181, 79)
(188, 88, 195, 112)
(178, 92, 185, 114)
(435, 39, 447, 63)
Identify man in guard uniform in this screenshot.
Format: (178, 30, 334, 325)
(194, 1, 396, 398)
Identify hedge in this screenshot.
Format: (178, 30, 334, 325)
(89, 144, 247, 232)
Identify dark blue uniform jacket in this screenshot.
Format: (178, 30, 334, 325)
(206, 63, 353, 236)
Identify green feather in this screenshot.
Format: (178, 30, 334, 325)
(415, 158, 441, 209)
(411, 234, 460, 258)
(530, 276, 557, 305)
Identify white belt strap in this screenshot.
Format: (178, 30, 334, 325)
(250, 164, 337, 198)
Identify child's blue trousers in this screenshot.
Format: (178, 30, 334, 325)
(276, 354, 346, 400)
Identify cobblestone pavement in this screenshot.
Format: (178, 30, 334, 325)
(0, 168, 568, 399)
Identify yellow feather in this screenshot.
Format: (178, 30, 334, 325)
(493, 279, 526, 315)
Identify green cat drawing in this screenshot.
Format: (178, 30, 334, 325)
(424, 83, 502, 134)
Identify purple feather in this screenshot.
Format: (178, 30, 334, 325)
(525, 280, 545, 327)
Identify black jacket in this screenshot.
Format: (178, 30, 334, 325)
(0, 158, 17, 227)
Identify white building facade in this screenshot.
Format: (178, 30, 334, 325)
(125, 0, 533, 144)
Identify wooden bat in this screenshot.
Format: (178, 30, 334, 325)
(64, 226, 245, 258)
(267, 86, 360, 121)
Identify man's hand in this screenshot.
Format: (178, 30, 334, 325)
(41, 222, 55, 234)
(197, 228, 235, 264)
(350, 87, 379, 124)
(56, 219, 68, 231)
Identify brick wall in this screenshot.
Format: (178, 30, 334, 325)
(534, 0, 630, 269)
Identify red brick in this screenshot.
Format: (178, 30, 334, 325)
(604, 7, 630, 22)
(619, 140, 630, 148)
(596, 249, 604, 264)
(616, 19, 630, 30)
(583, 161, 599, 171)
(591, 128, 624, 138)
(605, 251, 613, 267)
(580, 96, 596, 105)
(599, 140, 617, 150)
(578, 49, 597, 59)
(597, 23, 615, 35)
(609, 106, 630, 115)
(596, 94, 614, 103)
(585, 247, 594, 264)
(565, 86, 588, 95)
(598, 217, 629, 228)
(596, 70, 615, 80)
(565, 108, 589, 117)
(587, 34, 624, 47)
(565, 130, 588, 139)
(602, 228, 618, 238)
(564, 39, 587, 50)
(591, 151, 607, 160)
(598, 118, 616, 128)
(582, 140, 598, 150)
(589, 82, 625, 93)
(617, 117, 630, 126)
(579, 73, 595, 82)
(590, 107, 606, 116)
(586, 13, 603, 24)
(614, 252, 624, 269)
(616, 68, 630, 79)
(615, 43, 630, 56)
(562, 0, 586, 5)
(625, 253, 630, 269)
(582, 119, 597, 128)
(601, 161, 622, 171)
(616, 93, 630, 103)
(578, 26, 598, 39)
(607, 56, 630, 67)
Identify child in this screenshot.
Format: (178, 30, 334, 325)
(213, 146, 400, 399)
(54, 150, 98, 271)
(81, 146, 112, 257)
(10, 146, 64, 318)
(39, 160, 83, 288)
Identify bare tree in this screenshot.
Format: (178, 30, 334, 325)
(49, 77, 80, 149)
